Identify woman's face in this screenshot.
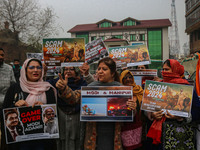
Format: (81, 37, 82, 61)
(64, 67, 76, 78)
(162, 63, 172, 73)
(123, 73, 134, 86)
(137, 65, 146, 70)
(26, 61, 42, 82)
(97, 62, 114, 83)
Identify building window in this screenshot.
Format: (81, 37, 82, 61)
(148, 30, 162, 66)
(195, 30, 198, 41)
(186, 4, 200, 28)
(130, 34, 136, 41)
(113, 35, 123, 39)
(139, 34, 145, 41)
(100, 22, 111, 28)
(198, 30, 200, 40)
(76, 33, 89, 44)
(190, 33, 193, 43)
(91, 36, 96, 41)
(124, 20, 135, 26)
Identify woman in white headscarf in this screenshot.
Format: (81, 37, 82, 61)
(1, 58, 57, 150)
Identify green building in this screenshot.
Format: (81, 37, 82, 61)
(68, 17, 171, 70)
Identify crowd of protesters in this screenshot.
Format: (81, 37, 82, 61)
(1, 46, 200, 150)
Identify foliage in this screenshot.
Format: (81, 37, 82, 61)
(0, 0, 58, 49)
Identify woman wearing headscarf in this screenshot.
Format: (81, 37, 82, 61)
(1, 58, 57, 150)
(120, 70, 144, 150)
(48, 66, 87, 150)
(146, 59, 200, 150)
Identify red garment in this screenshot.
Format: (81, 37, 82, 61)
(168, 59, 184, 76)
(162, 59, 189, 85)
(146, 116, 166, 145)
(196, 53, 200, 96)
(162, 72, 189, 85)
(147, 59, 189, 145)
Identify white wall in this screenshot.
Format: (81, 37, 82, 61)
(162, 27, 170, 61)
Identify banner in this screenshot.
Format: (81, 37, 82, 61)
(3, 104, 59, 144)
(85, 38, 108, 64)
(109, 43, 151, 67)
(46, 66, 61, 77)
(43, 38, 85, 67)
(81, 86, 133, 122)
(130, 69, 157, 87)
(26, 53, 43, 61)
(141, 80, 193, 117)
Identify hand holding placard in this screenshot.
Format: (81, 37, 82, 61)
(32, 101, 43, 108)
(165, 110, 184, 121)
(151, 110, 164, 120)
(15, 100, 29, 107)
(126, 96, 137, 112)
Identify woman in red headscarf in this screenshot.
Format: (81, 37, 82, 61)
(161, 59, 189, 84)
(145, 59, 200, 150)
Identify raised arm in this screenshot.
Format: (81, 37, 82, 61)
(56, 73, 81, 104)
(79, 63, 95, 84)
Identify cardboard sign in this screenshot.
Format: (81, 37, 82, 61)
(3, 104, 59, 144)
(85, 38, 108, 64)
(43, 38, 85, 67)
(26, 53, 43, 61)
(141, 80, 193, 117)
(130, 69, 157, 87)
(109, 44, 151, 67)
(81, 86, 133, 122)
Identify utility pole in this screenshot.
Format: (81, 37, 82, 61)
(169, 0, 180, 59)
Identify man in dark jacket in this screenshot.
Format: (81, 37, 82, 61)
(4, 109, 24, 143)
(13, 59, 21, 83)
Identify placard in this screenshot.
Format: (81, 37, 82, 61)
(85, 38, 108, 64)
(141, 80, 193, 117)
(130, 69, 157, 86)
(109, 44, 151, 67)
(43, 38, 85, 67)
(26, 53, 43, 61)
(3, 104, 59, 144)
(81, 86, 133, 122)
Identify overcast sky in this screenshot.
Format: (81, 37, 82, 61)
(38, 0, 187, 53)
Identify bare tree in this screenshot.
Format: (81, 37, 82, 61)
(0, 0, 58, 47)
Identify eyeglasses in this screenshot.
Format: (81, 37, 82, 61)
(28, 66, 42, 70)
(64, 68, 75, 71)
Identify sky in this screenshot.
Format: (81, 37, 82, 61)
(38, 0, 187, 53)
